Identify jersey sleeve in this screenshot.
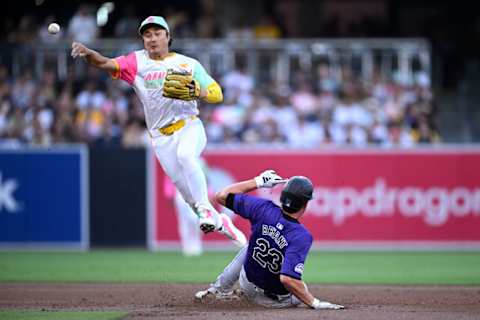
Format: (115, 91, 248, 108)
(111, 52, 137, 85)
(229, 193, 269, 223)
(280, 232, 313, 280)
(192, 58, 223, 103)
(192, 59, 215, 88)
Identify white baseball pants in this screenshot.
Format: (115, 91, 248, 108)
(210, 246, 302, 308)
(151, 118, 216, 214)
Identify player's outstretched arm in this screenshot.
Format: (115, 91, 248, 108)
(280, 275, 316, 308)
(215, 179, 257, 206)
(71, 42, 117, 74)
(281, 275, 345, 310)
(215, 170, 285, 206)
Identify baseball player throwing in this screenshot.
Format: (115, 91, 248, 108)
(71, 16, 246, 246)
(195, 170, 344, 309)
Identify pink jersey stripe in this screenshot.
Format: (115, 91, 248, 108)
(114, 52, 137, 85)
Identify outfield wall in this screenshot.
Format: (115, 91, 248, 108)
(0, 146, 89, 249)
(89, 148, 146, 247)
(1, 146, 478, 250)
(149, 147, 480, 250)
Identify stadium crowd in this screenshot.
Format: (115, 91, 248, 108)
(0, 60, 439, 148)
(0, 3, 440, 149)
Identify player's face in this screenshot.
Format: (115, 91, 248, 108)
(142, 26, 169, 57)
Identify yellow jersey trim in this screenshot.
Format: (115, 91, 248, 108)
(110, 59, 120, 79)
(204, 82, 223, 104)
(152, 52, 176, 61)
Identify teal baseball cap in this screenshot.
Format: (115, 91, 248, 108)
(138, 16, 170, 35)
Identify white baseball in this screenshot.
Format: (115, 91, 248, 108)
(48, 23, 60, 34)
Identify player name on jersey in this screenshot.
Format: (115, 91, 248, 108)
(262, 224, 288, 249)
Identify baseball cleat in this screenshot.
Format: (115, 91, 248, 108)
(183, 248, 202, 257)
(195, 204, 218, 234)
(200, 223, 215, 234)
(218, 213, 247, 247)
(195, 288, 240, 302)
(315, 301, 345, 310)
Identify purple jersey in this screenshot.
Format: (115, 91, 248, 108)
(227, 193, 313, 295)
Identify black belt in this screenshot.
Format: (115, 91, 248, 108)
(255, 287, 290, 301)
(264, 291, 282, 301)
(246, 270, 290, 301)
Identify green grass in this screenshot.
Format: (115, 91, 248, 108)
(0, 250, 234, 283)
(0, 250, 479, 285)
(305, 251, 480, 284)
(0, 311, 125, 320)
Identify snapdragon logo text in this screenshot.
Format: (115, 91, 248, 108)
(308, 179, 480, 226)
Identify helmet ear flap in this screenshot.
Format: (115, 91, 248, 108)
(280, 176, 313, 213)
(280, 191, 306, 213)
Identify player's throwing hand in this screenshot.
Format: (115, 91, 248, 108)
(71, 42, 89, 58)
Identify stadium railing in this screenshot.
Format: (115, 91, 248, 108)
(8, 38, 431, 85)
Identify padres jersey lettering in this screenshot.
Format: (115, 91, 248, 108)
(112, 50, 216, 135)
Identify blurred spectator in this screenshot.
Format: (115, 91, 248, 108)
(122, 119, 148, 148)
(384, 121, 415, 148)
(68, 4, 99, 43)
(164, 6, 194, 38)
(8, 109, 28, 143)
(51, 109, 76, 143)
(221, 58, 254, 101)
(344, 124, 369, 147)
(212, 95, 246, 135)
(75, 82, 106, 110)
(37, 70, 57, 105)
(8, 15, 36, 44)
(287, 114, 324, 148)
(11, 70, 35, 109)
(369, 117, 389, 144)
(254, 15, 282, 39)
(270, 89, 298, 138)
(196, 0, 220, 38)
(290, 81, 318, 117)
(0, 65, 11, 107)
(225, 17, 254, 41)
(0, 103, 10, 139)
(30, 111, 52, 146)
(114, 4, 141, 38)
(333, 88, 372, 130)
(411, 115, 440, 144)
(317, 63, 340, 93)
(196, 14, 220, 38)
(75, 106, 105, 141)
(94, 118, 121, 148)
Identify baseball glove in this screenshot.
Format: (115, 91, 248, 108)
(163, 69, 201, 101)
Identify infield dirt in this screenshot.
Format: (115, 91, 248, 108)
(1, 283, 479, 319)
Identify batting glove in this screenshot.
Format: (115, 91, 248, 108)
(311, 298, 345, 310)
(254, 170, 286, 188)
